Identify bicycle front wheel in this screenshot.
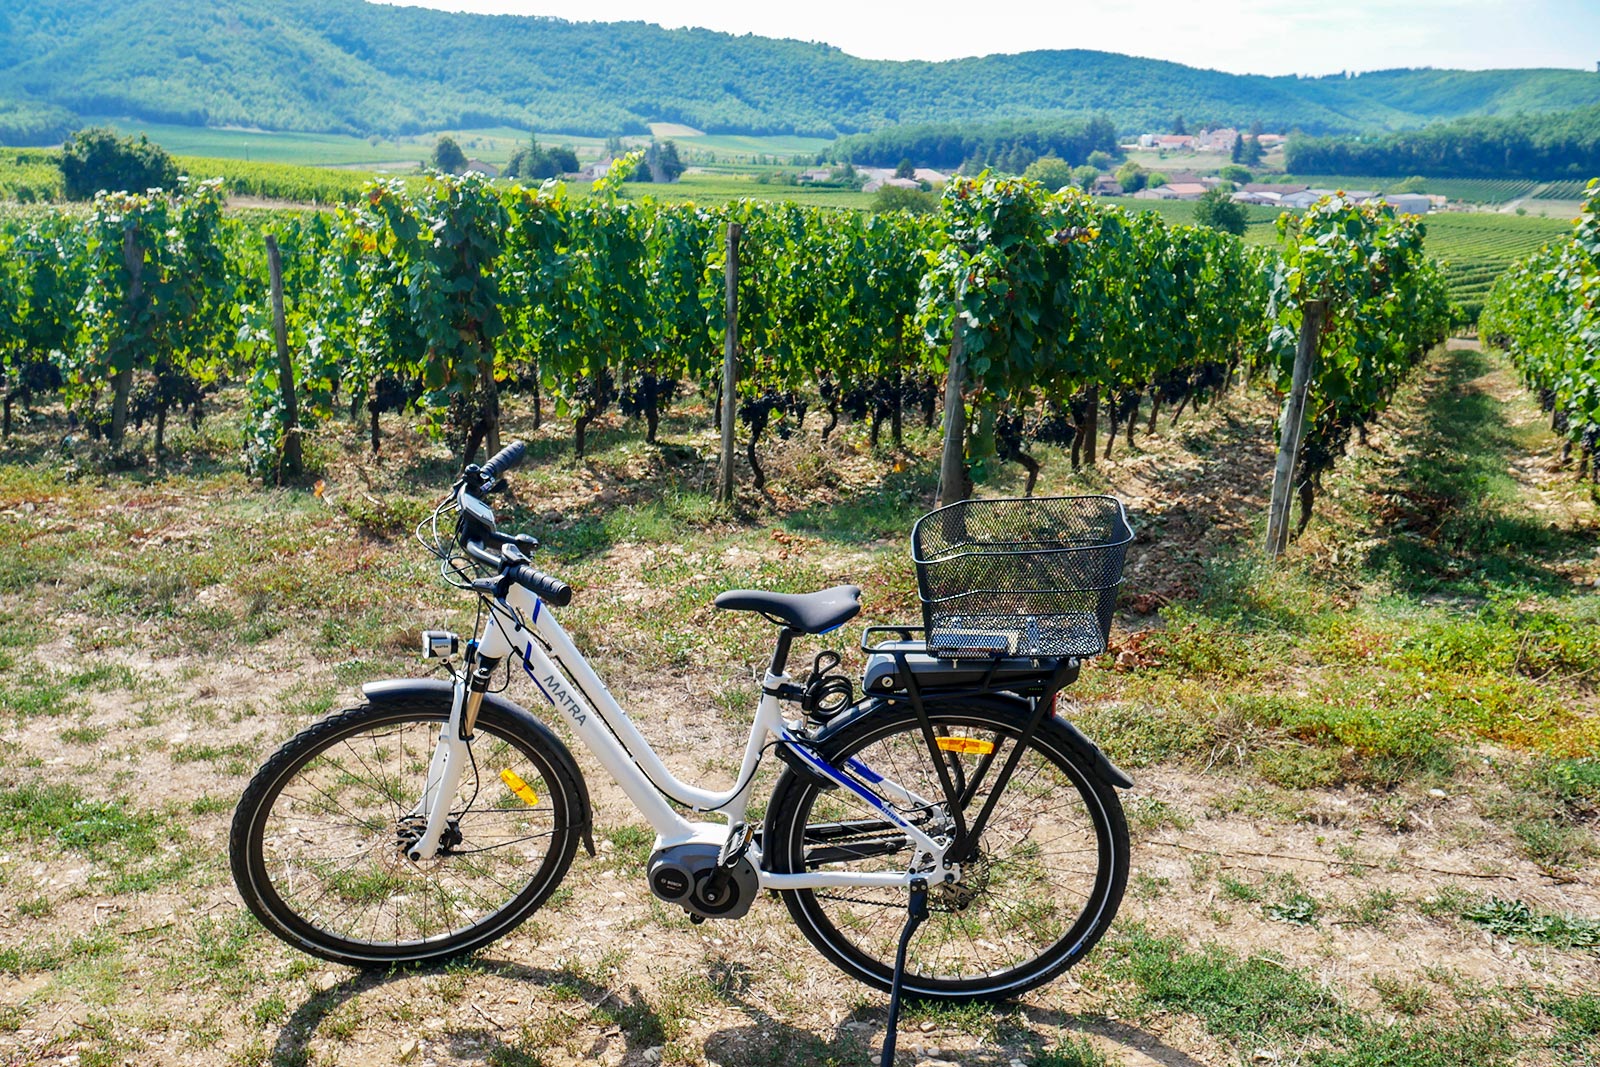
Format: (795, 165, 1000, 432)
(764, 698, 1128, 1001)
(230, 697, 582, 966)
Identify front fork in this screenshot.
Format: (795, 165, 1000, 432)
(405, 649, 497, 862)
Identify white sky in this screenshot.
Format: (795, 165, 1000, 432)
(375, 0, 1600, 76)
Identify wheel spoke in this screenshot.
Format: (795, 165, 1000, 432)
(773, 707, 1126, 995)
(238, 707, 574, 961)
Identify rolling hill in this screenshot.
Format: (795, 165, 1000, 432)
(2, 0, 1599, 144)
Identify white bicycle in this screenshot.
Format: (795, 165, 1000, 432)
(230, 441, 1133, 1035)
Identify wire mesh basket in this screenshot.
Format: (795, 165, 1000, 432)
(911, 496, 1134, 660)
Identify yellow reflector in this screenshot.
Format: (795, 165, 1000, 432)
(936, 736, 995, 756)
(499, 769, 539, 806)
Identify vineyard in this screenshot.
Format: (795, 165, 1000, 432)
(0, 161, 1449, 538)
(1482, 181, 1600, 490)
(1287, 175, 1545, 205)
(3, 165, 1597, 1067)
(1421, 212, 1571, 323)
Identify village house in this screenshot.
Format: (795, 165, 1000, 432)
(1138, 134, 1198, 150)
(1380, 192, 1431, 215)
(862, 175, 922, 193)
(463, 159, 500, 178)
(1132, 181, 1208, 201)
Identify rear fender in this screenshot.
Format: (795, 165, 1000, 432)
(362, 678, 597, 855)
(824, 692, 1133, 789)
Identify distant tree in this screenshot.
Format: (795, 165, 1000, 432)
(872, 184, 938, 214)
(1240, 135, 1264, 166)
(632, 140, 685, 182)
(1087, 149, 1114, 171)
(59, 127, 177, 199)
(1391, 175, 1428, 193)
(894, 157, 915, 178)
(1114, 160, 1147, 192)
(550, 146, 580, 173)
(1022, 154, 1074, 189)
(1230, 134, 1245, 164)
(1002, 145, 1035, 174)
(432, 136, 467, 174)
(1194, 187, 1247, 235)
(1071, 164, 1100, 191)
(1146, 171, 1169, 188)
(1219, 164, 1253, 184)
(1171, 114, 1187, 135)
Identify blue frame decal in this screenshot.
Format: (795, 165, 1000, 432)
(780, 729, 919, 836)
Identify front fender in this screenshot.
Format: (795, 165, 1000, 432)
(362, 677, 597, 855)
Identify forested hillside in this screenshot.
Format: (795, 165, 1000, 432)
(1286, 103, 1600, 179)
(2, 0, 1600, 143)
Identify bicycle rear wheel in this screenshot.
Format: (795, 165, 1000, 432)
(763, 698, 1128, 1001)
(230, 698, 582, 966)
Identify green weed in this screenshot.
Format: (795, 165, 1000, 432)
(1461, 896, 1600, 949)
(1543, 991, 1600, 1059)
(1035, 1035, 1116, 1067)
(1370, 975, 1432, 1015)
(0, 781, 163, 854)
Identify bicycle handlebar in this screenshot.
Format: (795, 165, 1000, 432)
(449, 442, 572, 607)
(478, 440, 526, 484)
(507, 564, 572, 607)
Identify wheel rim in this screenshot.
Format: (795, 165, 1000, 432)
(788, 714, 1114, 988)
(247, 712, 563, 954)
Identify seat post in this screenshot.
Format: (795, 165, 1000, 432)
(769, 627, 795, 677)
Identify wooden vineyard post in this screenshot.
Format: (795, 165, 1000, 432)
(265, 235, 303, 482)
(110, 225, 142, 446)
(1266, 298, 1326, 556)
(717, 222, 741, 504)
(936, 318, 968, 507)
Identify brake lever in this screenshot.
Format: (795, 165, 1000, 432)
(485, 531, 541, 552)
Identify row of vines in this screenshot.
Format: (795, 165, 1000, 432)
(1481, 180, 1600, 488)
(0, 159, 1450, 533)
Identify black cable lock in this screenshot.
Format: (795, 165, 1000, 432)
(801, 650, 854, 723)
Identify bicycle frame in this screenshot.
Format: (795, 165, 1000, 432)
(412, 575, 957, 894)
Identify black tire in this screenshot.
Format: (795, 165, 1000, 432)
(230, 697, 583, 966)
(764, 698, 1128, 1002)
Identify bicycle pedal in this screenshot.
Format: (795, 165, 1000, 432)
(717, 821, 753, 868)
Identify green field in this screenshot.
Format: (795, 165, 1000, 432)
(621, 170, 876, 209)
(1102, 195, 1286, 244)
(87, 117, 829, 170)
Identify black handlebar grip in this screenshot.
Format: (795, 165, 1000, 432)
(511, 564, 572, 607)
(479, 440, 527, 483)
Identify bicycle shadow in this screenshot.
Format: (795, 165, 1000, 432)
(267, 956, 664, 1066)
(268, 953, 1207, 1067)
(695, 960, 1208, 1067)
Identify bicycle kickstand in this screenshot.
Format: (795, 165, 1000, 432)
(879, 878, 930, 1067)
